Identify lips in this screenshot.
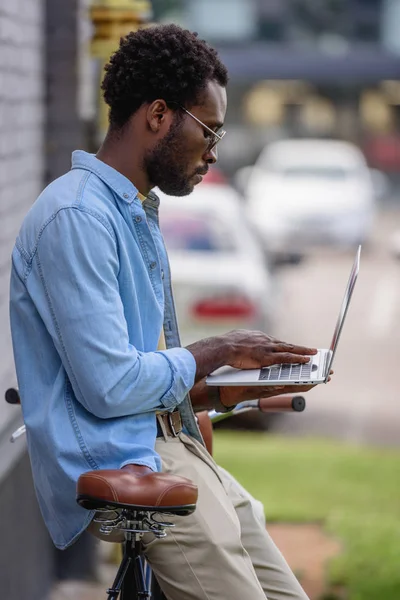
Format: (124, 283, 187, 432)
(194, 169, 208, 180)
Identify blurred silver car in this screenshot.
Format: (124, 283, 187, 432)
(156, 181, 276, 346)
(243, 138, 377, 261)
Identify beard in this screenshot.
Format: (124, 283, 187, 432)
(143, 116, 198, 197)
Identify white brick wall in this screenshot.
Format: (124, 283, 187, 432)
(0, 0, 45, 433)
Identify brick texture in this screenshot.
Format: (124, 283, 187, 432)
(0, 5, 98, 598)
(0, 0, 45, 429)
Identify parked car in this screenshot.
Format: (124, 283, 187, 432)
(241, 138, 377, 262)
(156, 181, 277, 347)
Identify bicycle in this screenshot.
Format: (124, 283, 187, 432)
(5, 388, 305, 599)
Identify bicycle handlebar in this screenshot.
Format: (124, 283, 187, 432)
(208, 395, 305, 424)
(259, 395, 305, 413)
(5, 389, 305, 413)
(5, 388, 306, 441)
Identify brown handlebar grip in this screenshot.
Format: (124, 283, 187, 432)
(5, 388, 21, 404)
(258, 395, 305, 413)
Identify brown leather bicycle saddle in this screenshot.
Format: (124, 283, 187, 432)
(76, 464, 198, 516)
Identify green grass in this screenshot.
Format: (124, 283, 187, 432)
(213, 431, 400, 600)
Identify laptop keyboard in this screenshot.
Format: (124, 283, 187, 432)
(259, 362, 313, 382)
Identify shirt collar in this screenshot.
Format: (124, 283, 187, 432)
(71, 150, 138, 204)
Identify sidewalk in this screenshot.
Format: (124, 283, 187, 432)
(49, 526, 340, 600)
(49, 542, 117, 600)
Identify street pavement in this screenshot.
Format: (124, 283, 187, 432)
(267, 205, 400, 446)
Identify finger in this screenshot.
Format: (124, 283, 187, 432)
(258, 386, 285, 398)
(272, 343, 318, 355)
(297, 384, 316, 392)
(278, 384, 315, 393)
(268, 352, 313, 364)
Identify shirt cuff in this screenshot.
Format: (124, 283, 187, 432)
(156, 347, 196, 410)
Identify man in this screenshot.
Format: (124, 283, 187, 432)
(10, 24, 321, 600)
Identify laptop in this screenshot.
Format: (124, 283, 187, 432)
(206, 245, 361, 387)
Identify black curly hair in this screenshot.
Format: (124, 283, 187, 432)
(101, 23, 228, 130)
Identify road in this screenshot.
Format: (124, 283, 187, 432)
(268, 206, 400, 446)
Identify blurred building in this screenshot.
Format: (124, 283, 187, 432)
(0, 3, 47, 595)
(155, 0, 400, 178)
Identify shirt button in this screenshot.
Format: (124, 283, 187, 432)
(135, 215, 142, 223)
(150, 261, 157, 270)
(123, 193, 129, 199)
(161, 269, 164, 279)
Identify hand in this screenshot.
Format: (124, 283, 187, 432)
(220, 383, 316, 407)
(219, 369, 334, 408)
(186, 328, 317, 384)
(223, 329, 317, 370)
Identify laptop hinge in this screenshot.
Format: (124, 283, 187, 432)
(323, 350, 332, 382)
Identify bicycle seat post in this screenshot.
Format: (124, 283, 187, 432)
(106, 536, 134, 599)
(121, 528, 148, 600)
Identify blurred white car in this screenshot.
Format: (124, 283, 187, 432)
(156, 179, 276, 346)
(243, 138, 377, 261)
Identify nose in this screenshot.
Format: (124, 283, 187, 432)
(204, 145, 218, 165)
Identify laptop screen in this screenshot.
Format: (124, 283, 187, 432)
(325, 245, 361, 380)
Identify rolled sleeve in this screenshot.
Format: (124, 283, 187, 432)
(156, 347, 196, 409)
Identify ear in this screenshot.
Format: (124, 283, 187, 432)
(146, 99, 172, 133)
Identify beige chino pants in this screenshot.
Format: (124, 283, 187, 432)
(141, 433, 309, 600)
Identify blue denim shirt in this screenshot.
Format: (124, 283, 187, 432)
(9, 150, 202, 549)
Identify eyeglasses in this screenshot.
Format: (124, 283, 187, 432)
(167, 101, 226, 153)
